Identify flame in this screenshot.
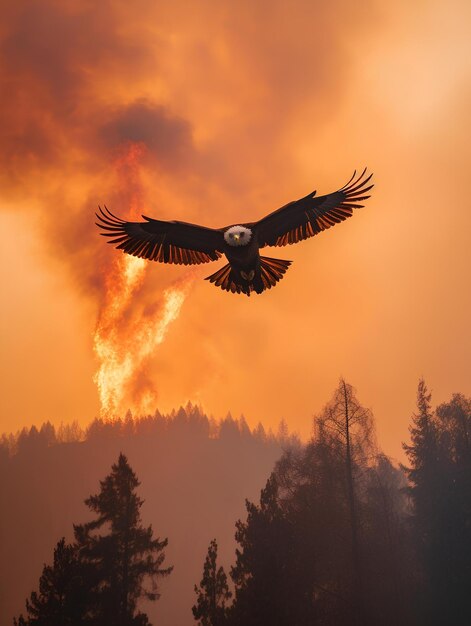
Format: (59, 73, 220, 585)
(93, 278, 187, 417)
(93, 143, 189, 417)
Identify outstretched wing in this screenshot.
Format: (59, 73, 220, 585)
(96, 207, 224, 265)
(255, 169, 373, 248)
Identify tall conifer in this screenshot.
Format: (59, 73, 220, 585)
(74, 453, 172, 625)
(192, 539, 231, 626)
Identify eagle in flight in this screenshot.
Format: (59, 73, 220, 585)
(96, 169, 373, 296)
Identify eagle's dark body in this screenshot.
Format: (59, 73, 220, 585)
(210, 226, 291, 294)
(96, 169, 373, 296)
(220, 227, 263, 293)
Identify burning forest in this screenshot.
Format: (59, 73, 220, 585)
(1, 1, 470, 626)
(2, 382, 470, 625)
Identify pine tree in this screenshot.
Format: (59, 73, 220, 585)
(428, 393, 471, 624)
(14, 538, 90, 625)
(403, 380, 444, 623)
(74, 453, 172, 625)
(402, 380, 439, 553)
(403, 380, 438, 496)
(192, 539, 231, 626)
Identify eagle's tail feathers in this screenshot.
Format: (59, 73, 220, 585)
(205, 257, 292, 296)
(205, 263, 244, 295)
(259, 256, 292, 291)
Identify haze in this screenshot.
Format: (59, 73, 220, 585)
(1, 0, 470, 460)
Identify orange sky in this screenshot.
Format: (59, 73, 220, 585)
(1, 0, 470, 459)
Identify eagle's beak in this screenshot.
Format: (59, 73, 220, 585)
(234, 234, 240, 241)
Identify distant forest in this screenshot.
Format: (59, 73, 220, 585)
(1, 380, 470, 626)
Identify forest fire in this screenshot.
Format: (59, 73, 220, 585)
(93, 275, 187, 416)
(93, 144, 188, 416)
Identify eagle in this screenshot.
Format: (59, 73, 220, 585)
(96, 169, 373, 296)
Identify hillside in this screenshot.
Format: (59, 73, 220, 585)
(0, 407, 290, 625)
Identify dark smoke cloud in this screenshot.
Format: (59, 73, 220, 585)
(0, 1, 199, 297)
(0, 1, 174, 184)
(0, 0, 369, 207)
(99, 101, 193, 168)
(0, 0, 390, 421)
(0, 0, 385, 310)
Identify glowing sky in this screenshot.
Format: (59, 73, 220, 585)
(1, 0, 470, 459)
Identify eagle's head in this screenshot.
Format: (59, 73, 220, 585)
(224, 225, 252, 247)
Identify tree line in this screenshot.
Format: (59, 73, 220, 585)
(12, 380, 471, 625)
(0, 404, 295, 460)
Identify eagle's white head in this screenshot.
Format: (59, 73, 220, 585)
(224, 225, 252, 247)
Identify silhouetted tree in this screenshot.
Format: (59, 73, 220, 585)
(434, 393, 471, 624)
(227, 381, 413, 626)
(437, 392, 470, 458)
(276, 435, 363, 625)
(229, 475, 314, 626)
(253, 422, 267, 442)
(74, 453, 172, 625)
(402, 380, 442, 621)
(192, 539, 231, 626)
(405, 385, 471, 624)
(219, 414, 240, 441)
(56, 420, 84, 443)
(315, 379, 375, 624)
(403, 380, 439, 505)
(14, 538, 90, 625)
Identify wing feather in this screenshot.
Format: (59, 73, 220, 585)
(96, 207, 224, 265)
(255, 169, 373, 248)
